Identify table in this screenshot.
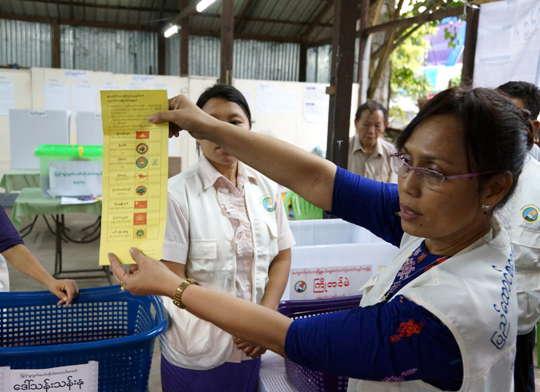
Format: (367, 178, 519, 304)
(11, 188, 110, 282)
(0, 170, 40, 192)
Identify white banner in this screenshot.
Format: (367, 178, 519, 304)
(0, 361, 98, 392)
(474, 0, 540, 89)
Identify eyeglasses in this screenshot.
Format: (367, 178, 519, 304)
(390, 153, 497, 189)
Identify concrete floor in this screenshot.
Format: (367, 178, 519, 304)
(7, 211, 540, 391)
(7, 212, 163, 391)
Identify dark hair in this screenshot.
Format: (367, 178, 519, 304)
(396, 87, 528, 206)
(497, 81, 539, 149)
(354, 99, 388, 123)
(497, 81, 540, 119)
(196, 84, 252, 127)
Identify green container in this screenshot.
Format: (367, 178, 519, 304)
(34, 144, 103, 197)
(284, 191, 324, 220)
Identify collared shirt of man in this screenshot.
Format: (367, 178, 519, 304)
(348, 135, 397, 183)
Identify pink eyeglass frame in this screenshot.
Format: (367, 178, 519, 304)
(390, 153, 498, 182)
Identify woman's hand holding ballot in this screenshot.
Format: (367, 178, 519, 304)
(151, 95, 219, 140)
(108, 248, 180, 298)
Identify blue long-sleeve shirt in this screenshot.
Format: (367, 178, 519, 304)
(285, 167, 463, 390)
(0, 208, 23, 253)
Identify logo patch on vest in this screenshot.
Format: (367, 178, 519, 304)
(521, 205, 539, 223)
(262, 196, 276, 212)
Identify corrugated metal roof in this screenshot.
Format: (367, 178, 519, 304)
(0, 0, 335, 44)
(62, 25, 158, 74)
(0, 18, 51, 67)
(166, 33, 300, 81)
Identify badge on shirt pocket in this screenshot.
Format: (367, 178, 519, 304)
(262, 195, 276, 212)
(520, 204, 540, 228)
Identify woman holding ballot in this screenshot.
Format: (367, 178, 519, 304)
(110, 87, 528, 391)
(158, 85, 293, 392)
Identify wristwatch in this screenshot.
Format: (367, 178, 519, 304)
(172, 278, 199, 309)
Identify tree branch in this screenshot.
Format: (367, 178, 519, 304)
(390, 22, 424, 51)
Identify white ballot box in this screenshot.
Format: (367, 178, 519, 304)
(285, 219, 399, 300)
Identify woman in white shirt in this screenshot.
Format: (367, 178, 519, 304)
(160, 84, 293, 392)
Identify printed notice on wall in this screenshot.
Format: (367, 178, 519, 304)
(0, 361, 98, 392)
(0, 78, 15, 116)
(99, 90, 168, 265)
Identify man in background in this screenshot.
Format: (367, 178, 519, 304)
(498, 81, 540, 161)
(348, 100, 397, 182)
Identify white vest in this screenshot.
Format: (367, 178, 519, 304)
(348, 221, 517, 392)
(498, 155, 540, 334)
(160, 163, 280, 370)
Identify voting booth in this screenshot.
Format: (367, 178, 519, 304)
(284, 219, 399, 300)
(8, 109, 70, 170)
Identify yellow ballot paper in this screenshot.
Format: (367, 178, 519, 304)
(99, 90, 168, 265)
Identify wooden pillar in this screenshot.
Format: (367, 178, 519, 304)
(299, 43, 307, 82)
(51, 21, 61, 68)
(325, 0, 357, 167)
(461, 4, 480, 87)
(179, 0, 189, 76)
(158, 31, 166, 75)
(356, 0, 370, 104)
(220, 0, 234, 85)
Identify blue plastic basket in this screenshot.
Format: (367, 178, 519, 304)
(0, 285, 167, 391)
(278, 295, 362, 392)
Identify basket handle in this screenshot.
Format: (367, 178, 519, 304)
(151, 296, 167, 323)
